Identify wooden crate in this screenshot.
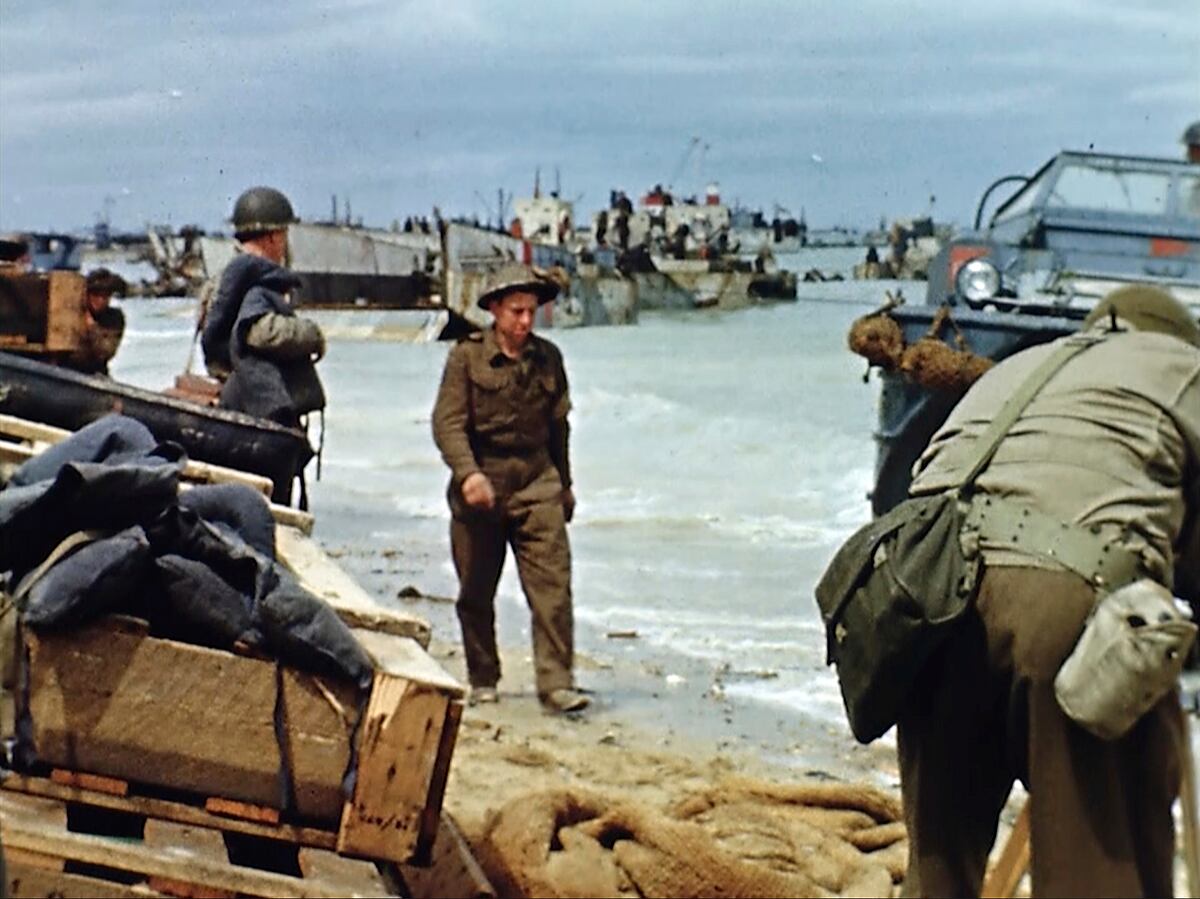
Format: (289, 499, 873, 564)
(0, 271, 86, 353)
(2, 411, 457, 865)
(15, 615, 463, 865)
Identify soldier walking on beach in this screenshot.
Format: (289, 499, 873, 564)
(897, 285, 1200, 897)
(432, 264, 588, 714)
(200, 186, 326, 429)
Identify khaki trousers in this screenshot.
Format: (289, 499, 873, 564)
(451, 466, 574, 696)
(897, 566, 1182, 898)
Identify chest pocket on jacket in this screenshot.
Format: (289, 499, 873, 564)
(468, 364, 513, 434)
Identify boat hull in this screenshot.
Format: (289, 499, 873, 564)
(0, 351, 311, 503)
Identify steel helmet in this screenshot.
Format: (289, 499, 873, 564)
(1083, 284, 1200, 348)
(231, 186, 298, 236)
(1181, 121, 1200, 146)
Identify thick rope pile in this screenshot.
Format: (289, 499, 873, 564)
(848, 301, 993, 393)
(478, 777, 907, 898)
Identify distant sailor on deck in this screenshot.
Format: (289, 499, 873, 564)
(431, 264, 589, 715)
(65, 267, 128, 376)
(200, 186, 326, 430)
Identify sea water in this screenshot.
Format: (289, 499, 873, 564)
(109, 247, 913, 746)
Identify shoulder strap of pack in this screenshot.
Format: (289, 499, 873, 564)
(958, 332, 1105, 493)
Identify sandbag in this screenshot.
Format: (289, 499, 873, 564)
(480, 779, 905, 899)
(815, 490, 981, 743)
(7, 414, 160, 486)
(179, 483, 276, 559)
(0, 460, 183, 579)
(21, 527, 152, 628)
(256, 565, 373, 688)
(144, 505, 261, 596)
(0, 479, 68, 576)
(153, 554, 262, 650)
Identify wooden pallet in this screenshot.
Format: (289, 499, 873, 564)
(1, 779, 493, 899)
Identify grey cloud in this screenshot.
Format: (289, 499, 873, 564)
(2, 0, 1197, 233)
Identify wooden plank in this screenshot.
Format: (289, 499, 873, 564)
(395, 814, 496, 899)
(5, 848, 64, 873)
(352, 629, 462, 697)
(335, 630, 464, 864)
(51, 768, 129, 796)
(204, 797, 281, 825)
(981, 798, 1030, 898)
(143, 819, 229, 858)
(416, 701, 463, 862)
(177, 462, 273, 496)
(270, 504, 315, 535)
(0, 441, 35, 466)
(142, 819, 237, 899)
(146, 877, 235, 899)
(22, 619, 360, 821)
(45, 272, 86, 352)
(296, 848, 392, 898)
(0, 414, 72, 444)
(0, 771, 337, 850)
(277, 525, 432, 647)
(337, 677, 453, 864)
(8, 862, 170, 898)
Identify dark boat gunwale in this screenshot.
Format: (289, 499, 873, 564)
(0, 350, 311, 503)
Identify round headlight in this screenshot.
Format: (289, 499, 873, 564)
(957, 259, 1000, 302)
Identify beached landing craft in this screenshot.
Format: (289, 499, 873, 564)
(591, 184, 798, 310)
(200, 222, 458, 342)
(443, 221, 638, 329)
(849, 148, 1200, 515)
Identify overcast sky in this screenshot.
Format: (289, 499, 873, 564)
(1, 0, 1197, 235)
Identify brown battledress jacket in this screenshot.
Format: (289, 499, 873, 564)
(432, 328, 572, 507)
(431, 327, 575, 694)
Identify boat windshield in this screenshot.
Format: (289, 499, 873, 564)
(1181, 172, 1200, 218)
(1044, 162, 1171, 216)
